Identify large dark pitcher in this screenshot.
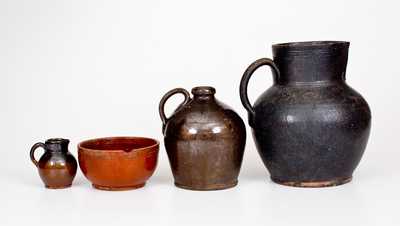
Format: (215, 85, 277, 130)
(240, 41, 371, 187)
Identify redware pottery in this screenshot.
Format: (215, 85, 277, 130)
(159, 86, 246, 190)
(30, 138, 77, 189)
(78, 137, 159, 191)
(240, 41, 371, 187)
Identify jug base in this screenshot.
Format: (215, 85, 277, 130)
(174, 180, 238, 191)
(45, 184, 72, 189)
(271, 177, 352, 188)
(92, 183, 145, 191)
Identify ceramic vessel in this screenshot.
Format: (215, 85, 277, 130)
(159, 86, 246, 190)
(30, 138, 77, 189)
(240, 41, 371, 187)
(78, 137, 159, 191)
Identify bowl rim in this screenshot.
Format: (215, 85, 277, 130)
(77, 136, 160, 153)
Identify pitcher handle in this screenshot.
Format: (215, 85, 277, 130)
(239, 58, 280, 127)
(159, 88, 191, 133)
(30, 142, 46, 167)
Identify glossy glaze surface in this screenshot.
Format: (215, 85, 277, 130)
(240, 41, 371, 187)
(30, 138, 77, 189)
(159, 86, 246, 190)
(78, 137, 159, 191)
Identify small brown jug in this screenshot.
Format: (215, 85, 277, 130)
(30, 138, 77, 189)
(159, 86, 246, 190)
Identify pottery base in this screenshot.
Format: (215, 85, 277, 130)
(174, 180, 238, 191)
(92, 183, 145, 191)
(45, 184, 72, 189)
(271, 177, 352, 188)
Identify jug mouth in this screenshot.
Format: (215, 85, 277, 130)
(191, 86, 216, 95)
(272, 41, 349, 55)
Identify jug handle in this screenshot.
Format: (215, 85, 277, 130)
(240, 58, 280, 127)
(159, 88, 191, 133)
(30, 142, 46, 167)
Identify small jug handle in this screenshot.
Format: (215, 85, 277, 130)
(30, 142, 46, 167)
(159, 88, 191, 133)
(239, 58, 280, 127)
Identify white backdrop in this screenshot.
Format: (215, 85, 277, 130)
(1, 0, 399, 225)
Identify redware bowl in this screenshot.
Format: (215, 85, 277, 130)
(78, 137, 159, 191)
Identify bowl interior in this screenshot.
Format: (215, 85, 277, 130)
(79, 137, 158, 152)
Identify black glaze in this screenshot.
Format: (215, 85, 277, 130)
(240, 41, 371, 187)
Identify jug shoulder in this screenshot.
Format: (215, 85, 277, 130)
(165, 100, 245, 139)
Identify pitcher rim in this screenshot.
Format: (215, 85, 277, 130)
(273, 41, 349, 49)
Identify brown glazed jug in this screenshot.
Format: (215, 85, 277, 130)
(159, 86, 246, 190)
(240, 41, 371, 187)
(30, 138, 77, 188)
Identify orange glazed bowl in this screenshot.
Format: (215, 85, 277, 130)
(78, 137, 159, 191)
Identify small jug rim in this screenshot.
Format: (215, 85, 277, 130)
(45, 138, 69, 144)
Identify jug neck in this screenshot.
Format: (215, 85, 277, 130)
(191, 86, 216, 101)
(45, 138, 69, 152)
(272, 41, 349, 85)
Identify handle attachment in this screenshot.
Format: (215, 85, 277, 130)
(159, 88, 191, 133)
(239, 58, 280, 127)
(30, 142, 46, 167)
